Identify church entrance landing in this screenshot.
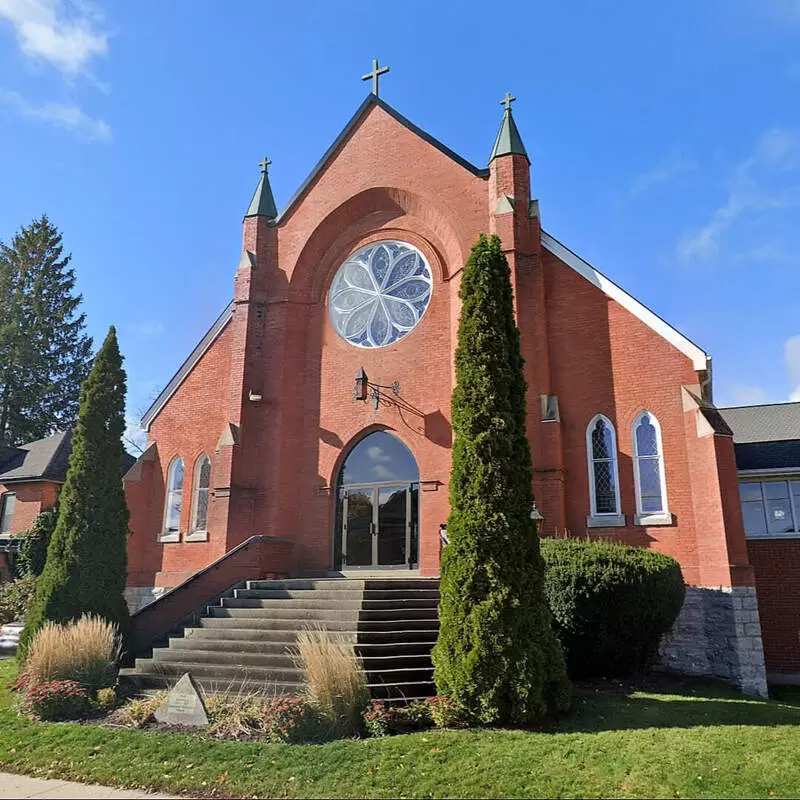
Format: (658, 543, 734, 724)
(335, 432, 419, 570)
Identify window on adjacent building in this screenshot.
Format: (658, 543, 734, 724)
(632, 411, 668, 516)
(587, 415, 621, 516)
(163, 457, 184, 534)
(191, 455, 211, 533)
(0, 493, 16, 536)
(740, 479, 800, 537)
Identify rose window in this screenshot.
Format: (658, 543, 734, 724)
(328, 241, 433, 348)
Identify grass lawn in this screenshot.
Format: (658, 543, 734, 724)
(2, 661, 800, 798)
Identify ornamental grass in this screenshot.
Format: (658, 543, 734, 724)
(23, 614, 119, 695)
(293, 625, 369, 737)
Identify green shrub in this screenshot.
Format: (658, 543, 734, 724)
(21, 327, 131, 658)
(17, 503, 59, 577)
(427, 695, 469, 729)
(0, 574, 37, 624)
(541, 538, 686, 678)
(432, 233, 571, 725)
(24, 679, 90, 721)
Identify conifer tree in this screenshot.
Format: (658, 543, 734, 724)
(432, 233, 571, 724)
(0, 215, 92, 446)
(20, 327, 130, 656)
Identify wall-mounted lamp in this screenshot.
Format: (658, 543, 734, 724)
(353, 368, 369, 402)
(530, 501, 544, 522)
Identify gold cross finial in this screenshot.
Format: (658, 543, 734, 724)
(501, 92, 516, 112)
(362, 58, 390, 97)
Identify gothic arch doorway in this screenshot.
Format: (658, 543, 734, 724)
(335, 431, 420, 570)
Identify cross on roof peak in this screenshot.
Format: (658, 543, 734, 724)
(362, 58, 390, 97)
(501, 92, 516, 112)
(258, 156, 271, 173)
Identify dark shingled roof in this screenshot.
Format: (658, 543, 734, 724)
(0, 430, 135, 484)
(0, 430, 73, 484)
(718, 402, 800, 444)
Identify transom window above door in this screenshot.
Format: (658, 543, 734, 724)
(328, 241, 433, 348)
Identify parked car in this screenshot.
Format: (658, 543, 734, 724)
(0, 621, 23, 651)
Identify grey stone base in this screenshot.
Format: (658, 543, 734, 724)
(659, 585, 768, 698)
(124, 586, 166, 614)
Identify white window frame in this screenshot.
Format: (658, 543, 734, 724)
(586, 414, 625, 528)
(632, 410, 671, 526)
(186, 454, 211, 542)
(739, 475, 800, 539)
(160, 456, 184, 543)
(0, 492, 16, 538)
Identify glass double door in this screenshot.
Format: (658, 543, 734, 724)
(340, 483, 418, 569)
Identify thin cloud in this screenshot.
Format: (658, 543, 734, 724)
(629, 153, 696, 198)
(0, 87, 110, 139)
(730, 386, 770, 406)
(0, 0, 107, 76)
(785, 335, 800, 401)
(132, 321, 165, 338)
(678, 129, 800, 262)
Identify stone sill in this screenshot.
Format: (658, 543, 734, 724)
(745, 533, 800, 541)
(635, 512, 673, 526)
(157, 532, 180, 544)
(185, 530, 209, 542)
(586, 514, 625, 528)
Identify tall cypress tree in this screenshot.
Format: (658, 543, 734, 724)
(0, 215, 92, 446)
(432, 234, 570, 724)
(21, 327, 130, 655)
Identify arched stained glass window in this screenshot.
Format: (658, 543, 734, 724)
(163, 457, 184, 534)
(191, 455, 211, 533)
(328, 241, 433, 348)
(632, 411, 668, 516)
(587, 415, 621, 517)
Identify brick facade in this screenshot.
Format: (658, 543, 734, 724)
(123, 96, 768, 692)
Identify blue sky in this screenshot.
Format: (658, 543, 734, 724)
(0, 0, 799, 451)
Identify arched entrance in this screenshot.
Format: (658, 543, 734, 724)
(335, 431, 420, 570)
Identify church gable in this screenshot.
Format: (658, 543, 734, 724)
(541, 232, 708, 372)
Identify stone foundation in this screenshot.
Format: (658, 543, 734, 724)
(124, 586, 166, 614)
(659, 585, 768, 697)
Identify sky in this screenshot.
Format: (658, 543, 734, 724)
(0, 0, 799, 452)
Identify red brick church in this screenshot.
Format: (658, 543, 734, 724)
(5, 69, 798, 696)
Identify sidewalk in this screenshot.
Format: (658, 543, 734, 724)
(0, 772, 178, 798)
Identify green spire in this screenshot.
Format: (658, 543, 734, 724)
(245, 157, 277, 219)
(489, 92, 529, 163)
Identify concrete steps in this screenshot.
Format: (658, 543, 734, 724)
(125, 577, 440, 700)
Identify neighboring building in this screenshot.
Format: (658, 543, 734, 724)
(119, 84, 770, 696)
(719, 402, 800, 683)
(0, 431, 73, 578)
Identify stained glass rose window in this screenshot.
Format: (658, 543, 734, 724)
(328, 241, 433, 348)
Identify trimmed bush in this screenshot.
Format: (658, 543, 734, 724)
(24, 679, 90, 721)
(541, 537, 686, 678)
(432, 233, 571, 725)
(0, 574, 37, 624)
(22, 615, 119, 695)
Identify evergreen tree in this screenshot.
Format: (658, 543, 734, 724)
(0, 216, 92, 446)
(20, 327, 130, 656)
(431, 233, 571, 724)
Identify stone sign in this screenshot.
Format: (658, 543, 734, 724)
(154, 672, 209, 727)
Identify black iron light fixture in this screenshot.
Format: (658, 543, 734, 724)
(353, 368, 369, 402)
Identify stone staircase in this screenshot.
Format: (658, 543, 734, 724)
(126, 578, 439, 700)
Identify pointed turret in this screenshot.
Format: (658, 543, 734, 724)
(489, 93, 529, 163)
(244, 157, 277, 220)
